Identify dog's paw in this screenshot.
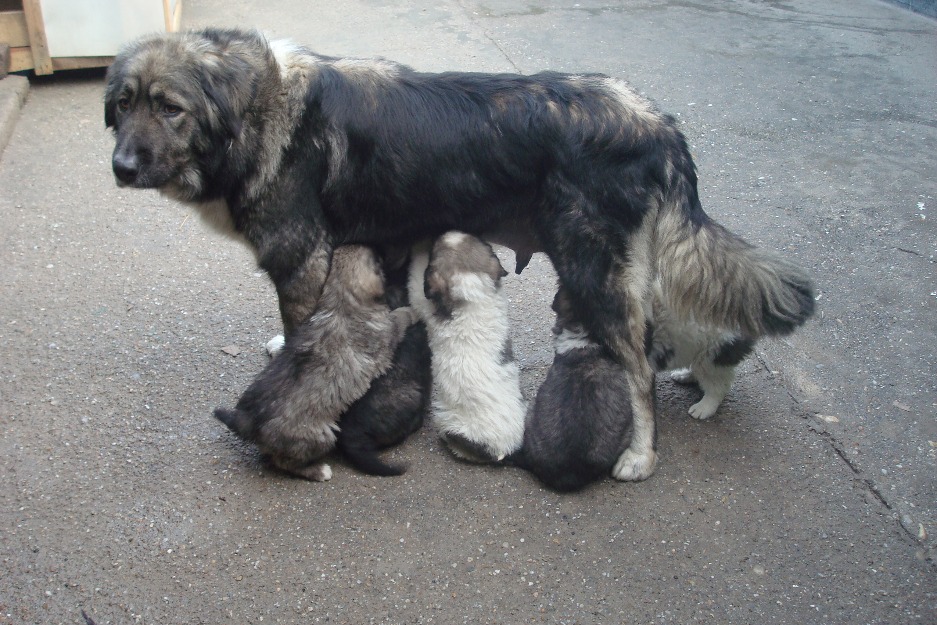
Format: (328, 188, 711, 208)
(688, 397, 719, 420)
(612, 448, 657, 482)
(670, 368, 696, 385)
(297, 462, 332, 482)
(265, 335, 285, 356)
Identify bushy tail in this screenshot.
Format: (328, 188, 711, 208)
(338, 438, 406, 477)
(655, 207, 815, 338)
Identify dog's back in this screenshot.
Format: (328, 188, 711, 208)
(410, 232, 526, 462)
(513, 291, 633, 492)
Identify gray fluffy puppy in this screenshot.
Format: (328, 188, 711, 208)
(214, 245, 415, 481)
(510, 289, 634, 492)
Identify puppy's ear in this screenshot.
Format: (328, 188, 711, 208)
(424, 269, 454, 318)
(490, 255, 508, 283)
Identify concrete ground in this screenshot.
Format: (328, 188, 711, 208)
(0, 1, 934, 623)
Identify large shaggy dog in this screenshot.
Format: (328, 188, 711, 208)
(105, 28, 815, 481)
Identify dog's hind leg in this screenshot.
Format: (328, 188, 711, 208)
(543, 211, 659, 481)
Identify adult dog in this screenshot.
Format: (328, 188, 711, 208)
(105, 28, 815, 481)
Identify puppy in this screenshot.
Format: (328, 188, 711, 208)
(510, 289, 634, 492)
(409, 232, 526, 463)
(337, 262, 432, 476)
(213, 245, 415, 481)
(646, 279, 755, 420)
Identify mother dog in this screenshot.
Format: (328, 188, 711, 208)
(104, 28, 814, 481)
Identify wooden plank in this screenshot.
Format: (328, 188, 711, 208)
(164, 0, 183, 32)
(0, 10, 30, 47)
(51, 55, 113, 71)
(171, 0, 183, 32)
(20, 0, 51, 74)
(8, 44, 31, 72)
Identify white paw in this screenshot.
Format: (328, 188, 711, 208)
(688, 398, 719, 420)
(265, 335, 285, 356)
(319, 464, 333, 482)
(612, 448, 658, 482)
(670, 368, 696, 384)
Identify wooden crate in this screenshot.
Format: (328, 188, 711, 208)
(0, 0, 181, 75)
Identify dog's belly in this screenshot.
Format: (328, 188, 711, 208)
(327, 198, 543, 272)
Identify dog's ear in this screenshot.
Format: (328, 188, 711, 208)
(194, 33, 263, 140)
(424, 268, 454, 318)
(194, 61, 246, 140)
(490, 255, 508, 282)
(103, 55, 129, 129)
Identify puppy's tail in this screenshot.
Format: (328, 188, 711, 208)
(655, 197, 816, 338)
(213, 407, 252, 437)
(338, 438, 406, 477)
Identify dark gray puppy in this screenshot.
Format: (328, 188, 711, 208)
(214, 245, 415, 481)
(510, 289, 635, 492)
(337, 259, 432, 477)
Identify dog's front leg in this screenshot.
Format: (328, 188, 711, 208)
(266, 242, 333, 354)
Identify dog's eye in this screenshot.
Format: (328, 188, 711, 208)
(163, 103, 183, 116)
(117, 97, 131, 111)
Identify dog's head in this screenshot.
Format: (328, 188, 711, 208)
(104, 28, 271, 201)
(424, 232, 507, 316)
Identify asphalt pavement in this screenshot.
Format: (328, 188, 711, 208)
(1, 1, 934, 623)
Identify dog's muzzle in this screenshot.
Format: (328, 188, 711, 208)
(112, 149, 140, 185)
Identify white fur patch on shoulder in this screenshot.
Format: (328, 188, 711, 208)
(269, 38, 305, 73)
(333, 57, 400, 80)
(554, 327, 595, 354)
(601, 77, 660, 125)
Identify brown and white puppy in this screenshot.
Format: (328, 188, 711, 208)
(214, 245, 415, 481)
(409, 233, 526, 463)
(509, 289, 634, 492)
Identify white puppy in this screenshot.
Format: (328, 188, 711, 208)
(409, 232, 526, 462)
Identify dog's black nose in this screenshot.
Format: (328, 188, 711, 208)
(112, 151, 139, 184)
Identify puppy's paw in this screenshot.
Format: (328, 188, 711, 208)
(688, 397, 719, 420)
(670, 368, 696, 385)
(265, 335, 285, 357)
(297, 462, 332, 482)
(612, 448, 657, 482)
(441, 432, 500, 464)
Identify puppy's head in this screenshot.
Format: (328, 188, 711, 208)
(424, 232, 507, 316)
(327, 245, 386, 305)
(104, 28, 271, 200)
